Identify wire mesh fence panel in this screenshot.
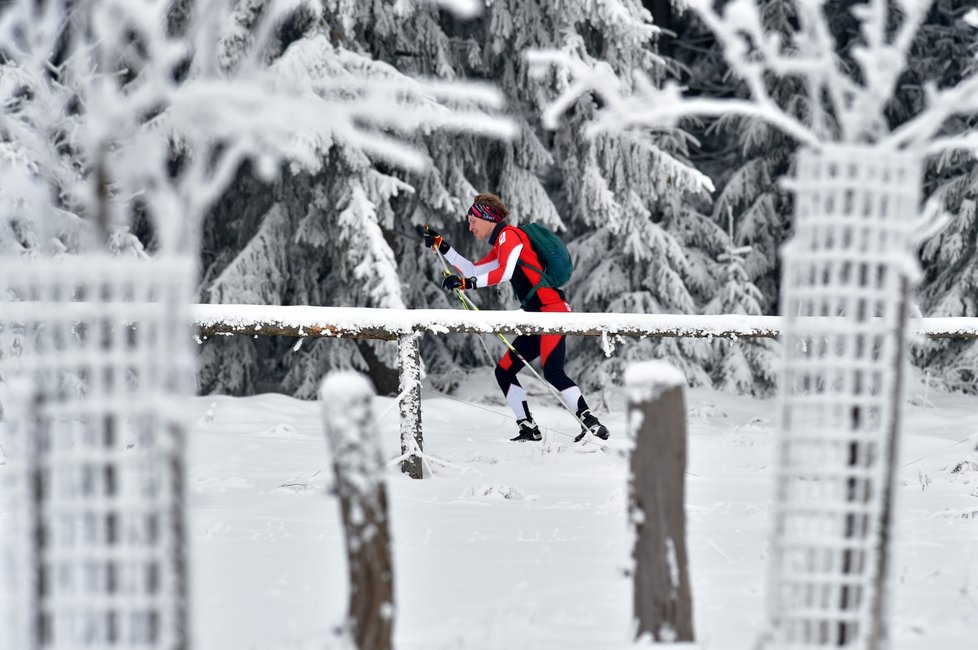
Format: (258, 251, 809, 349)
(763, 146, 918, 649)
(1, 256, 195, 650)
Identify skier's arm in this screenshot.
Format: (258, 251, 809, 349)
(419, 224, 499, 279)
(445, 247, 499, 278)
(473, 230, 522, 288)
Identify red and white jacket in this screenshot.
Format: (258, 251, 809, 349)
(445, 223, 569, 313)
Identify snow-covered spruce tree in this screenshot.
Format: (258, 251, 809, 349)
(187, 0, 513, 397)
(906, 3, 978, 392)
(451, 0, 723, 396)
(703, 218, 779, 394)
(662, 0, 800, 395)
(677, 0, 801, 314)
(199, 1, 725, 399)
(518, 2, 766, 396)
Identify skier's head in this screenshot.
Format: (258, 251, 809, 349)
(467, 193, 509, 241)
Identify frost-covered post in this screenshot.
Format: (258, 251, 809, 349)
(533, 1, 978, 647)
(319, 372, 394, 650)
(0, 256, 197, 650)
(397, 333, 425, 479)
(771, 146, 919, 648)
(625, 361, 694, 643)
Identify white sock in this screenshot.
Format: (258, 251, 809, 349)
(560, 386, 582, 414)
(505, 385, 530, 420)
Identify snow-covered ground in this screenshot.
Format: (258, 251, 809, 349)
(4, 367, 978, 649)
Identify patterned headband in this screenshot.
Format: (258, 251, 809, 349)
(467, 202, 506, 223)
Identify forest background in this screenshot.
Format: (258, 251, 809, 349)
(5, 0, 978, 401)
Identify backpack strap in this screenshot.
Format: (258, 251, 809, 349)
(513, 227, 553, 309)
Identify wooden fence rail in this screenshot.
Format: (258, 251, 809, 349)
(191, 304, 978, 341)
(191, 305, 978, 479)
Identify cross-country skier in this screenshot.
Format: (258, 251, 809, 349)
(420, 193, 610, 443)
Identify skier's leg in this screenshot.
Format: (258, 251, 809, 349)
(494, 335, 542, 441)
(540, 334, 609, 441)
(539, 334, 584, 411)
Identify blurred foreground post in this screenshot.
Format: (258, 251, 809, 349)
(764, 146, 915, 649)
(0, 256, 194, 650)
(319, 372, 393, 650)
(625, 361, 694, 643)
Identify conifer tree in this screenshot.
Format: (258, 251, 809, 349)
(704, 213, 778, 395)
(675, 0, 802, 314)
(194, 0, 512, 397)
(200, 0, 729, 398)
(907, 1, 978, 392)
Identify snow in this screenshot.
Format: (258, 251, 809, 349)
(4, 367, 970, 649)
(320, 372, 385, 503)
(411, 0, 482, 19)
(966, 9, 978, 29)
(624, 361, 687, 391)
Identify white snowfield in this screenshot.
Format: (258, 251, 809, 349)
(199, 372, 977, 649)
(1, 367, 975, 649)
(191, 304, 978, 339)
(7, 369, 967, 650)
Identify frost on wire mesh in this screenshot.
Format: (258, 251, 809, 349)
(765, 146, 919, 649)
(0, 256, 195, 650)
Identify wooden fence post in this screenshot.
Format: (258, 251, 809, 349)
(397, 333, 425, 479)
(319, 371, 394, 650)
(625, 361, 694, 643)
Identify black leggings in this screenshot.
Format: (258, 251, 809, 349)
(494, 333, 576, 394)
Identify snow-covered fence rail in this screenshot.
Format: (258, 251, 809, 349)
(192, 305, 978, 481)
(191, 305, 978, 341)
(192, 305, 784, 340)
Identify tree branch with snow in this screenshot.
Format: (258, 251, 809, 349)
(0, 0, 514, 256)
(531, 0, 978, 156)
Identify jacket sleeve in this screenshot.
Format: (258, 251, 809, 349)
(444, 247, 499, 278)
(474, 228, 523, 288)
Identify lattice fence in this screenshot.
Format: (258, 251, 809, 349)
(0, 256, 195, 650)
(764, 145, 919, 648)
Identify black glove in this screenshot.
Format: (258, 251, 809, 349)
(416, 224, 450, 254)
(442, 274, 477, 291)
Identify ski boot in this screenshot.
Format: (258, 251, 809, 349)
(574, 409, 609, 443)
(510, 418, 542, 442)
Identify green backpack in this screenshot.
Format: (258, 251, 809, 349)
(516, 222, 573, 307)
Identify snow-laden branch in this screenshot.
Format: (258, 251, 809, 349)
(533, 0, 978, 154)
(406, 0, 481, 19)
(531, 53, 820, 148)
(0, 0, 514, 256)
(885, 74, 978, 150)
